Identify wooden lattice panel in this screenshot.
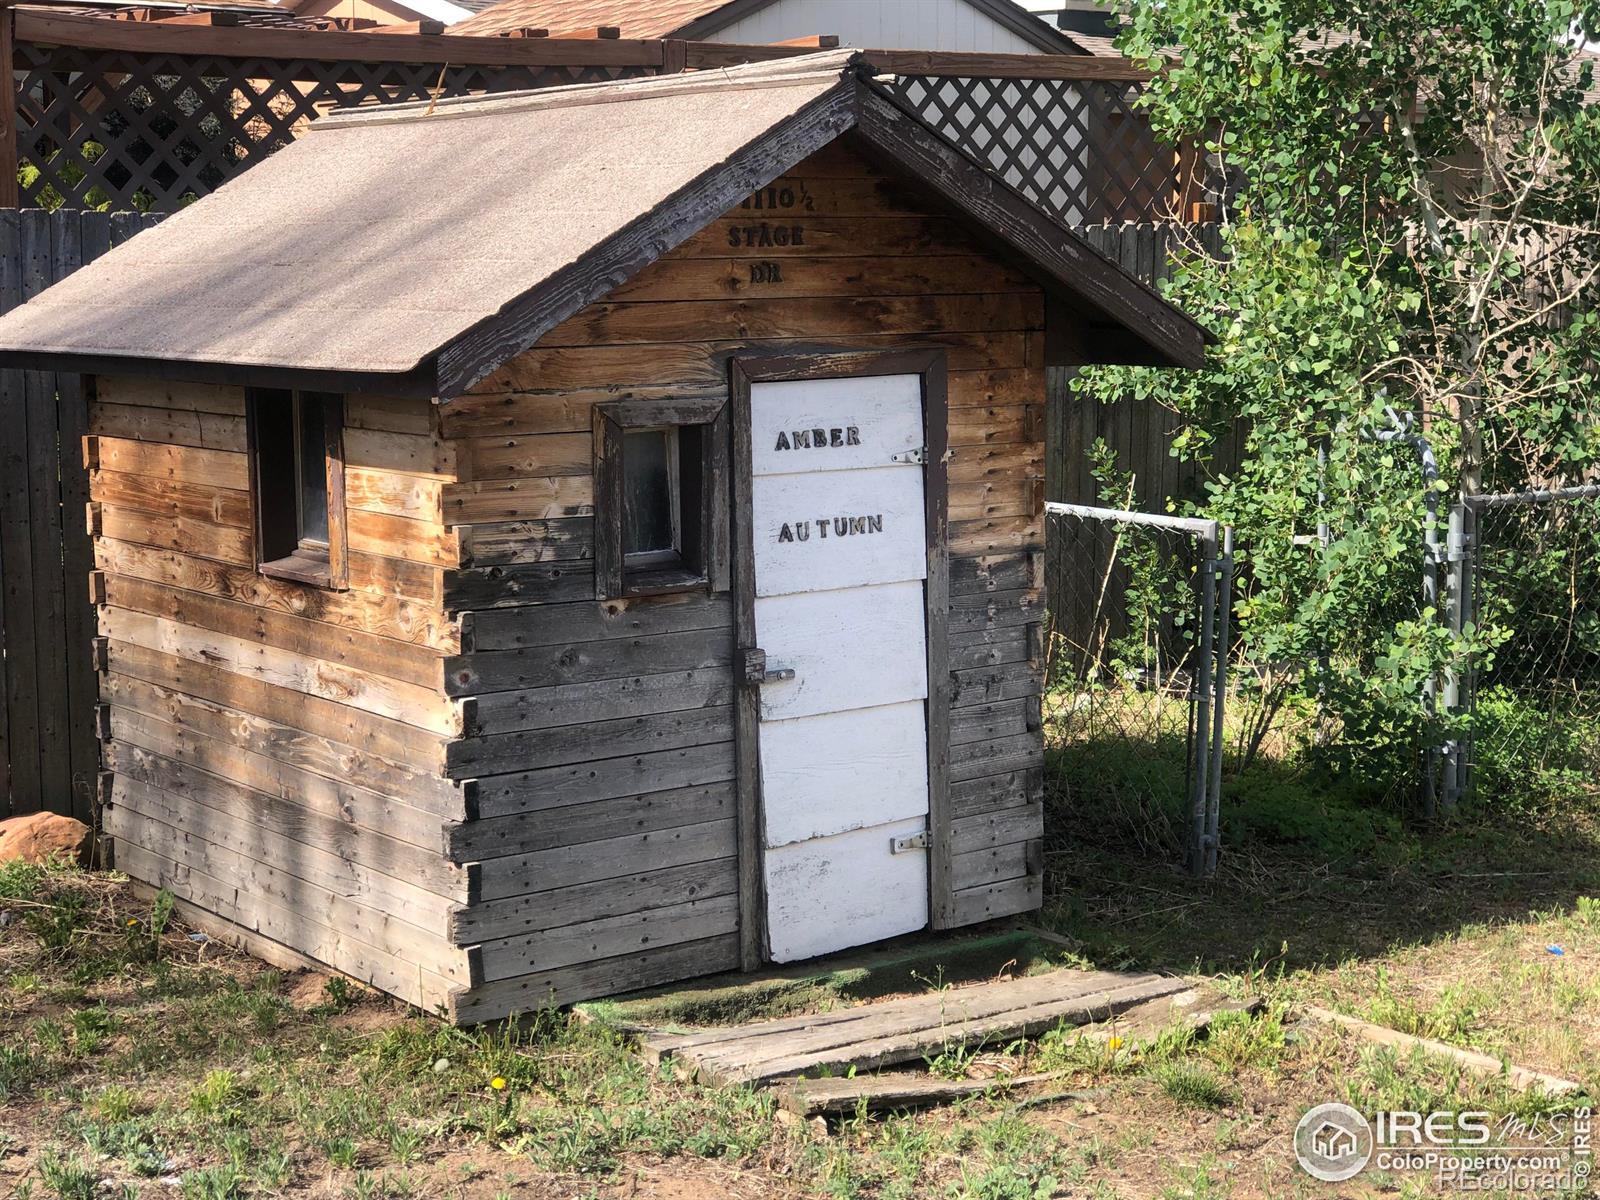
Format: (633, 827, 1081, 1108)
(887, 75, 1180, 226)
(16, 43, 647, 212)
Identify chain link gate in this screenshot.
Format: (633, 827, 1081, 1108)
(1442, 485, 1600, 812)
(1043, 502, 1233, 875)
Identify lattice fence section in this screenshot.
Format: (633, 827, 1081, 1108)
(887, 75, 1181, 225)
(16, 44, 648, 211)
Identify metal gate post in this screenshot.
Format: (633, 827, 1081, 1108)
(1188, 522, 1219, 876)
(1203, 526, 1233, 876)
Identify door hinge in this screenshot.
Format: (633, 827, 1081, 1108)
(890, 447, 927, 465)
(891, 830, 931, 853)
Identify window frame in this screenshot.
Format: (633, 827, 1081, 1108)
(245, 387, 349, 591)
(594, 397, 728, 600)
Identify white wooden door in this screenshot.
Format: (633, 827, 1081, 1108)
(749, 373, 930, 963)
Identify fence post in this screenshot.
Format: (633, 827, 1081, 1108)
(1204, 526, 1232, 876)
(1441, 501, 1473, 814)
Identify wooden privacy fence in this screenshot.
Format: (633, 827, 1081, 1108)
(0, 206, 162, 819)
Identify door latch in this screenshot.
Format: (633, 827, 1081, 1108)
(890, 447, 927, 465)
(890, 831, 931, 853)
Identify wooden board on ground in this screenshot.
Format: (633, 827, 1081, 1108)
(1301, 1006, 1582, 1096)
(774, 1070, 1062, 1116)
(639, 967, 1194, 1087)
(768, 981, 1258, 1115)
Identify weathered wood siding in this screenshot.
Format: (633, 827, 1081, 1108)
(441, 139, 1046, 1023)
(90, 377, 470, 1012)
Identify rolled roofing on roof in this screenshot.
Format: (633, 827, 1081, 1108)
(0, 59, 853, 378)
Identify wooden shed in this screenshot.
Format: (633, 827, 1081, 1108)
(0, 51, 1205, 1023)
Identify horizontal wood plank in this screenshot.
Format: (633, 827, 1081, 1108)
(448, 781, 733, 862)
(540, 294, 1043, 348)
(449, 707, 733, 784)
(451, 933, 740, 1024)
(90, 435, 249, 490)
(90, 402, 245, 451)
(106, 638, 449, 774)
(463, 592, 730, 652)
(446, 628, 731, 696)
(111, 839, 463, 1001)
(460, 742, 736, 815)
(472, 893, 738, 983)
(101, 607, 461, 736)
(450, 858, 737, 945)
(109, 765, 462, 924)
(102, 669, 464, 821)
(465, 668, 735, 737)
(102, 571, 445, 688)
(108, 735, 463, 897)
(91, 470, 251, 528)
(95, 538, 458, 650)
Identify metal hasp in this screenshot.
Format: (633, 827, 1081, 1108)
(890, 447, 927, 464)
(890, 831, 930, 853)
(738, 646, 796, 686)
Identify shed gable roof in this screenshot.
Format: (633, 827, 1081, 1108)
(0, 51, 1207, 395)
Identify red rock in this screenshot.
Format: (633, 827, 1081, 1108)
(0, 812, 93, 866)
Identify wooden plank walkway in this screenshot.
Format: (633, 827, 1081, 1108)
(640, 967, 1192, 1086)
(770, 983, 1260, 1114)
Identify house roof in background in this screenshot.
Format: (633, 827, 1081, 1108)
(0, 51, 1207, 394)
(448, 0, 1090, 52)
(449, 0, 714, 37)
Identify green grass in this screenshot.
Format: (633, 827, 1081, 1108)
(6, 801, 1600, 1199)
(1151, 1062, 1236, 1110)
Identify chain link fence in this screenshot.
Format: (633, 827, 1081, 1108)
(1043, 502, 1231, 874)
(1446, 486, 1600, 812)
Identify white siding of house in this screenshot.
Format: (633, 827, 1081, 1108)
(709, 0, 1048, 52)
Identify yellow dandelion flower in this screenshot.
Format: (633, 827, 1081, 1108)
(1106, 1036, 1124, 1051)
(490, 1076, 507, 1091)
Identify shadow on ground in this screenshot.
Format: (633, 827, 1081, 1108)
(1042, 809, 1600, 978)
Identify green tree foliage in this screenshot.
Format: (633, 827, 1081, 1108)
(1076, 1, 1600, 791)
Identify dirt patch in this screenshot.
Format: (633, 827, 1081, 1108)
(604, 1156, 806, 1200)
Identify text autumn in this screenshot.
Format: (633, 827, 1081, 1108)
(776, 515, 886, 542)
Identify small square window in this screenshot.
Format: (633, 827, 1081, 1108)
(246, 388, 348, 589)
(595, 401, 725, 599)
